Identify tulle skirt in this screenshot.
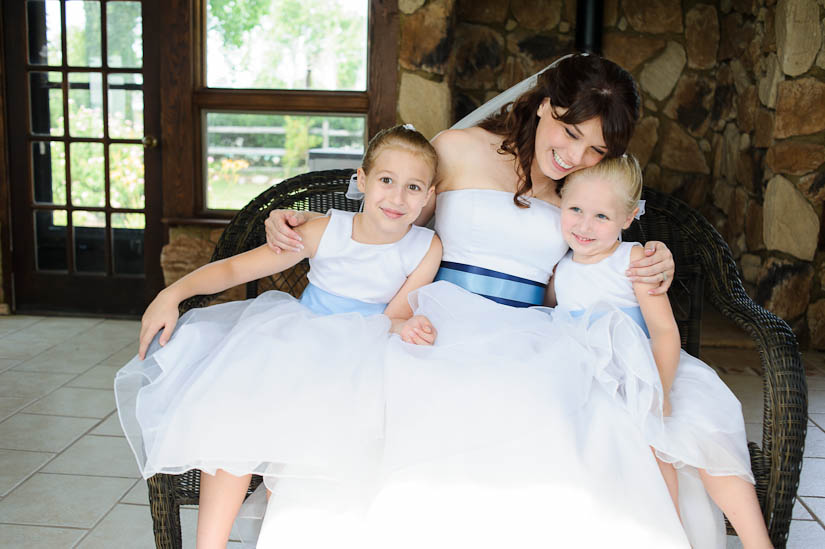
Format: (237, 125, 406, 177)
(115, 290, 391, 483)
(249, 282, 698, 548)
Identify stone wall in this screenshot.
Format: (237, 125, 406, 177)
(397, 0, 825, 348)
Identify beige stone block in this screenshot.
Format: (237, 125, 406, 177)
(685, 4, 719, 69)
(511, 0, 562, 30)
(602, 33, 666, 72)
(775, 0, 822, 76)
(623, 0, 683, 33)
(757, 256, 815, 319)
(398, 72, 450, 141)
(758, 53, 784, 108)
(763, 175, 819, 260)
(626, 116, 659, 168)
(660, 122, 709, 174)
(640, 42, 686, 101)
(766, 141, 825, 175)
(400, 0, 453, 74)
(740, 254, 762, 283)
(774, 77, 825, 138)
(399, 0, 427, 15)
(663, 74, 715, 137)
(796, 172, 825, 205)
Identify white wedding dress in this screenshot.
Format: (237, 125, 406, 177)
(250, 190, 695, 548)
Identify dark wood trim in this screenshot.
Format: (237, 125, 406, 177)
(159, 0, 196, 220)
(162, 217, 230, 227)
(193, 89, 370, 112)
(368, 0, 399, 138)
(0, 3, 13, 310)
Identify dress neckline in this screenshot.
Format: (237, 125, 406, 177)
(438, 188, 560, 210)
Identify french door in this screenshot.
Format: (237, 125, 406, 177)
(4, 0, 162, 315)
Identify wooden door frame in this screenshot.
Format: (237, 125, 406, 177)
(0, 0, 164, 315)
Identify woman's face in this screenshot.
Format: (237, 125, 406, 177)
(534, 99, 608, 181)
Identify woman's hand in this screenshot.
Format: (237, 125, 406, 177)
(398, 315, 437, 346)
(627, 241, 675, 295)
(264, 210, 310, 253)
(138, 290, 180, 360)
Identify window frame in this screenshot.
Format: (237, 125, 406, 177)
(160, 0, 398, 221)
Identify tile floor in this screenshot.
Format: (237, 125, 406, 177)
(0, 313, 822, 548)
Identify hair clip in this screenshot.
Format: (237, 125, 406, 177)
(345, 172, 364, 201)
(402, 123, 416, 131)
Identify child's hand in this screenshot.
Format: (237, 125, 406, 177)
(399, 315, 437, 346)
(138, 290, 180, 359)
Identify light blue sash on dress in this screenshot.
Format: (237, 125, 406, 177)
(569, 306, 650, 338)
(434, 261, 546, 308)
(299, 283, 387, 316)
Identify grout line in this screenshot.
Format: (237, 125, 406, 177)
(0, 521, 90, 531)
(798, 498, 825, 530)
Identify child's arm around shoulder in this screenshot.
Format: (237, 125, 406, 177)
(138, 215, 330, 358)
(384, 233, 443, 345)
(630, 245, 681, 411)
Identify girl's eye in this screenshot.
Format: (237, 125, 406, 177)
(597, 213, 609, 220)
(408, 184, 421, 191)
(380, 176, 392, 184)
(570, 206, 581, 213)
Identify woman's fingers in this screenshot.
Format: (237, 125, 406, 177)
(264, 211, 304, 252)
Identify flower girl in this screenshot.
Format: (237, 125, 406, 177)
(552, 154, 772, 548)
(115, 124, 443, 547)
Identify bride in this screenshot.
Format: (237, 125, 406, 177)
(253, 53, 726, 548)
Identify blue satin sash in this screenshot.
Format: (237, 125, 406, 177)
(569, 306, 650, 338)
(434, 261, 546, 308)
(299, 283, 387, 316)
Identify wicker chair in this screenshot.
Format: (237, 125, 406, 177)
(146, 170, 806, 548)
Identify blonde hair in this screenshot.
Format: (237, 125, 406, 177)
(361, 125, 438, 183)
(564, 154, 643, 215)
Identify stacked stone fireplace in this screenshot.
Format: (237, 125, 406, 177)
(397, 0, 825, 347)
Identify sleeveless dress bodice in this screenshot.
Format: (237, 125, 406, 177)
(301, 209, 434, 314)
(434, 189, 568, 284)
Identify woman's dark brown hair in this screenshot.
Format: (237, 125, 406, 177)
(479, 53, 640, 207)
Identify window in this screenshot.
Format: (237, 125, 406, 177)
(188, 0, 397, 213)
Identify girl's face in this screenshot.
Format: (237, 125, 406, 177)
(356, 147, 434, 237)
(560, 176, 636, 263)
(534, 99, 608, 181)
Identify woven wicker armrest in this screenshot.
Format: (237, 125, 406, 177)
(635, 187, 807, 548)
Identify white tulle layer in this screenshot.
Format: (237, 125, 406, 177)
(246, 282, 702, 548)
(115, 290, 390, 482)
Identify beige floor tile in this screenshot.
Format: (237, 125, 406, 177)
(0, 358, 23, 373)
(0, 449, 54, 497)
(786, 519, 825, 548)
(800, 496, 825, 523)
(181, 506, 200, 549)
(0, 413, 96, 452)
(76, 503, 155, 548)
(23, 317, 102, 341)
(42, 435, 140, 478)
(97, 343, 138, 367)
(68, 365, 121, 390)
(0, 370, 74, 400)
(121, 479, 149, 505)
(91, 413, 125, 436)
(0, 334, 56, 360)
(13, 345, 110, 375)
(24, 387, 115, 419)
(793, 497, 814, 520)
(0, 472, 133, 528)
(810, 391, 825, 414)
(0, 315, 46, 332)
(798, 457, 825, 498)
(0, 396, 30, 422)
(805, 422, 825, 458)
(810, 413, 825, 431)
(806, 376, 825, 391)
(700, 347, 762, 375)
(0, 524, 86, 548)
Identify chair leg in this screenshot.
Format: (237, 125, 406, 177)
(148, 474, 183, 549)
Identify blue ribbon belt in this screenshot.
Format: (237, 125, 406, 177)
(299, 283, 387, 316)
(569, 306, 650, 338)
(434, 261, 546, 308)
